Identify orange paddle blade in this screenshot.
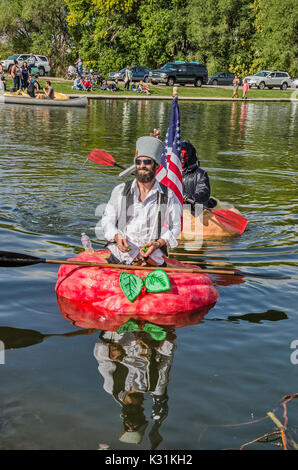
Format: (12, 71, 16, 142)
(211, 209, 248, 234)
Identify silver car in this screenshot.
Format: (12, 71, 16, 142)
(1, 54, 51, 76)
(108, 66, 150, 82)
(244, 70, 292, 90)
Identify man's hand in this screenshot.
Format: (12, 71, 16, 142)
(115, 233, 130, 253)
(139, 239, 164, 258)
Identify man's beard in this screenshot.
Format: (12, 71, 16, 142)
(135, 166, 156, 183)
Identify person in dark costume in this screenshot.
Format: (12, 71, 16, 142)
(181, 140, 216, 209)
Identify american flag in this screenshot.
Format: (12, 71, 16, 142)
(156, 97, 183, 207)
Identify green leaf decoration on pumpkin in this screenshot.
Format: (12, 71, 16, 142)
(119, 272, 144, 302)
(119, 269, 171, 302)
(145, 269, 171, 293)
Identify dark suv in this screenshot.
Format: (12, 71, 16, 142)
(148, 62, 208, 87)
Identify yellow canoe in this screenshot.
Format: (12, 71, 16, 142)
(4, 90, 69, 100)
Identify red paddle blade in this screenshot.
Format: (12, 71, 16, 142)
(212, 209, 248, 234)
(88, 149, 116, 167)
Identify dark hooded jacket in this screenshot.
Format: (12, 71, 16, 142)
(181, 140, 210, 206)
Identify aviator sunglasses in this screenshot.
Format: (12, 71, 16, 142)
(135, 158, 154, 166)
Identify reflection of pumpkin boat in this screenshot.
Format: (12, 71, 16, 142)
(179, 198, 247, 240)
(57, 294, 214, 331)
(55, 249, 218, 317)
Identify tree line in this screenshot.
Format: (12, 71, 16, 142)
(0, 0, 297, 77)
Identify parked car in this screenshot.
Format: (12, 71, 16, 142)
(244, 70, 292, 90)
(108, 66, 150, 82)
(291, 78, 298, 88)
(0, 54, 51, 76)
(148, 61, 208, 87)
(207, 72, 242, 86)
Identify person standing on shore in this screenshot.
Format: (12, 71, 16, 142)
(21, 61, 29, 90)
(11, 60, 21, 90)
(232, 75, 240, 98)
(0, 64, 5, 91)
(242, 79, 249, 99)
(27, 53, 36, 73)
(75, 58, 83, 77)
(124, 66, 132, 91)
(0, 63, 4, 81)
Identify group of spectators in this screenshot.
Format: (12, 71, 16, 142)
(131, 79, 151, 95)
(123, 66, 151, 94)
(70, 61, 150, 94)
(100, 80, 119, 92)
(0, 54, 54, 100)
(6, 53, 38, 91)
(72, 74, 106, 92)
(25, 76, 55, 100)
(67, 58, 107, 92)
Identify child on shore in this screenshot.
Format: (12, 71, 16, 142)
(137, 80, 151, 95)
(242, 79, 249, 99)
(82, 77, 92, 91)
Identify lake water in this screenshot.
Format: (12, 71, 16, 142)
(0, 98, 297, 450)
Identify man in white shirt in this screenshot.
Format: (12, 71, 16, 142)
(100, 136, 182, 266)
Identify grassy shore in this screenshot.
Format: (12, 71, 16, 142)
(5, 77, 295, 99)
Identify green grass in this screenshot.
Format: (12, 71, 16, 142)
(5, 77, 294, 99)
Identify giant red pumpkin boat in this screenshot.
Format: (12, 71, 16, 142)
(55, 249, 218, 317)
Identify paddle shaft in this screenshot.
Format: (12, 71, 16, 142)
(112, 161, 126, 170)
(45, 258, 289, 278)
(0, 251, 288, 278)
(44, 258, 242, 276)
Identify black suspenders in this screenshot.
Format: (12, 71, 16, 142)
(119, 180, 168, 244)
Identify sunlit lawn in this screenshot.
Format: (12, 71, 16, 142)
(5, 77, 294, 99)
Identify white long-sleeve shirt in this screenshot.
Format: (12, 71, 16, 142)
(100, 179, 182, 265)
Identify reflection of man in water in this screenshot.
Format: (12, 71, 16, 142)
(93, 326, 176, 448)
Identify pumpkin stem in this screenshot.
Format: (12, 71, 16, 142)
(141, 286, 147, 296)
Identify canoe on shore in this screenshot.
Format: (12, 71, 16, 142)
(55, 249, 218, 317)
(179, 198, 246, 240)
(2, 94, 88, 108)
